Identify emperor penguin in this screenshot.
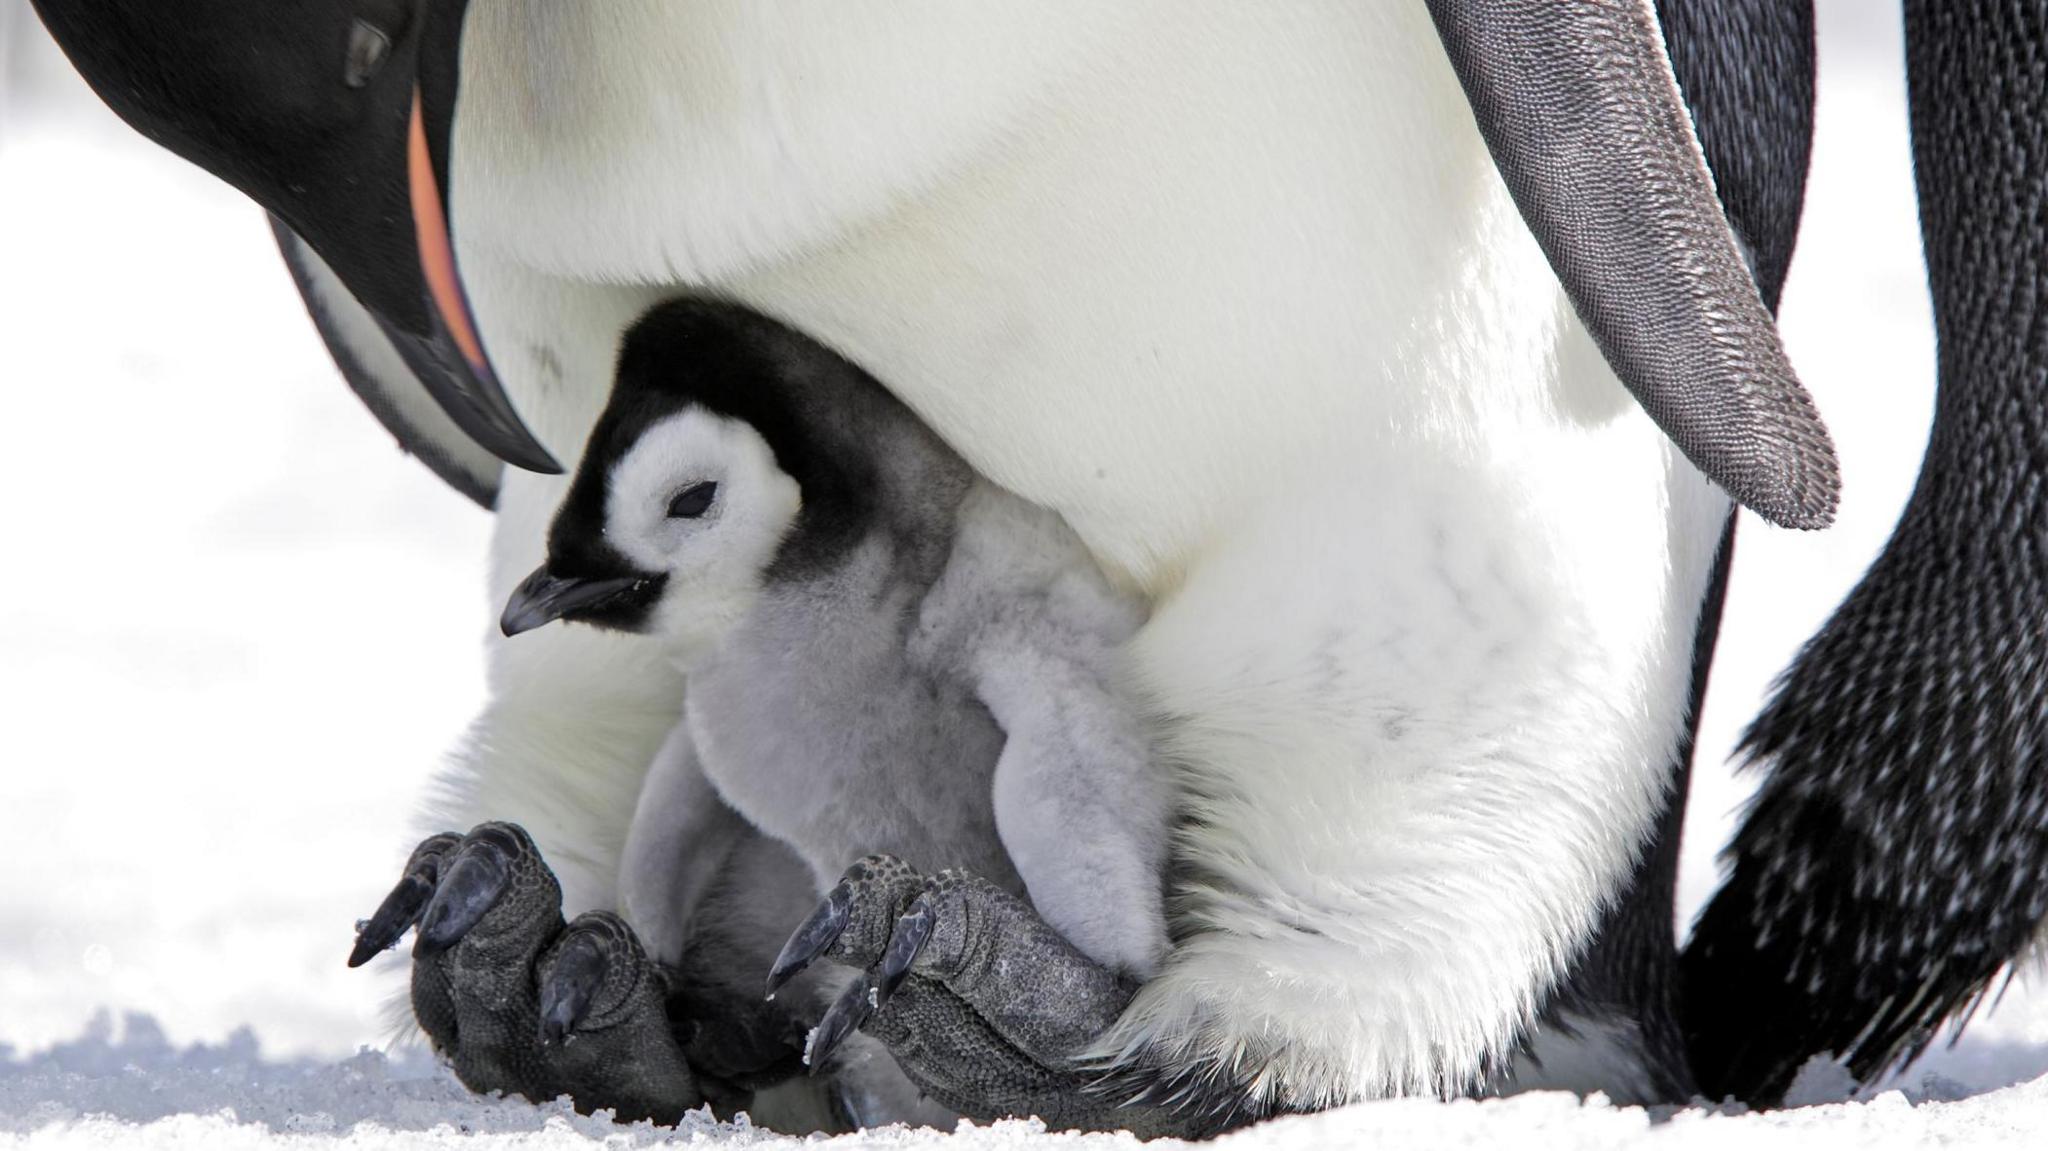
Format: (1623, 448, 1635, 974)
(28, 0, 2048, 1123)
(498, 296, 1172, 983)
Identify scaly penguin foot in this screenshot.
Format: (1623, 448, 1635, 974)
(771, 854, 1250, 1137)
(349, 823, 703, 1124)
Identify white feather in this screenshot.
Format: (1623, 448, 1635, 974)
(413, 263, 672, 917)
(423, 0, 1729, 1104)
(1495, 1013, 1664, 1106)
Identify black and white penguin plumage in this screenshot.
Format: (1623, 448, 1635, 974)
(27, 0, 2048, 1117)
(500, 297, 1172, 981)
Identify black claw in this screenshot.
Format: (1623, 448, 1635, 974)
(538, 930, 608, 1046)
(413, 836, 511, 957)
(875, 893, 936, 1008)
(804, 977, 873, 1073)
(767, 882, 851, 997)
(349, 873, 434, 967)
(347, 836, 460, 968)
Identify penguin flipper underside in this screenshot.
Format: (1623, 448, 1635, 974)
(769, 855, 1251, 1139)
(1426, 0, 1838, 530)
(347, 823, 706, 1123)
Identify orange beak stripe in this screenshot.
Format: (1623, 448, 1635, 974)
(408, 87, 490, 374)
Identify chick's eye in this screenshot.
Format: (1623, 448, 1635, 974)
(344, 19, 393, 89)
(667, 482, 718, 519)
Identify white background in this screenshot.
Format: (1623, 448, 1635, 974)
(1, 0, 2043, 1096)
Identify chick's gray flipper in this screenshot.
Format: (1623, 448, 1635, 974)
(348, 822, 703, 1125)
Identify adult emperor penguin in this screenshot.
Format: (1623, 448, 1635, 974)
(28, 0, 2047, 1126)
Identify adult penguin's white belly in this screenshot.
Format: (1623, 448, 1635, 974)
(444, 1, 1729, 1103)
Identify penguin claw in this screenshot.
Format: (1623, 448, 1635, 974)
(805, 977, 874, 1071)
(537, 928, 608, 1046)
(347, 831, 461, 967)
(352, 826, 704, 1124)
(874, 893, 936, 1008)
(413, 828, 515, 957)
(768, 881, 851, 997)
(535, 910, 658, 1048)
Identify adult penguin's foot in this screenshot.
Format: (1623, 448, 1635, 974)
(770, 854, 1257, 1138)
(348, 822, 704, 1125)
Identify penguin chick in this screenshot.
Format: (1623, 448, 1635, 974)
(503, 297, 1173, 979)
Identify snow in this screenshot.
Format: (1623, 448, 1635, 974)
(0, 3, 491, 1062)
(2, 1, 2045, 1146)
(4, 1015, 2048, 1150)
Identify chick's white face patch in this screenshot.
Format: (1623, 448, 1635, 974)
(604, 409, 801, 656)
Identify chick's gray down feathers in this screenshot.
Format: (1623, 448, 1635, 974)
(556, 299, 1174, 983)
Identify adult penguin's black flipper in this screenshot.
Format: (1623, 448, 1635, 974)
(1426, 0, 1839, 529)
(1684, 2, 2048, 1105)
(271, 217, 503, 509)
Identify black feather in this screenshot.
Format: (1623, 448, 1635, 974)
(1684, 0, 2048, 1105)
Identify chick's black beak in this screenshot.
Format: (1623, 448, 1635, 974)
(500, 567, 653, 637)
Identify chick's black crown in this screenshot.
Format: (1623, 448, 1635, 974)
(546, 299, 896, 585)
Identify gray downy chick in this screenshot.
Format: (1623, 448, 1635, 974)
(502, 297, 1173, 981)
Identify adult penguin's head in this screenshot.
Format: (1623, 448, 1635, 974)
(29, 0, 558, 473)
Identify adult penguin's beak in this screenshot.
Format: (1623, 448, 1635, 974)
(29, 0, 561, 476)
(398, 84, 562, 475)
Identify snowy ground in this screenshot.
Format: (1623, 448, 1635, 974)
(2, 2, 2045, 1146)
(4, 1014, 2048, 1151)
